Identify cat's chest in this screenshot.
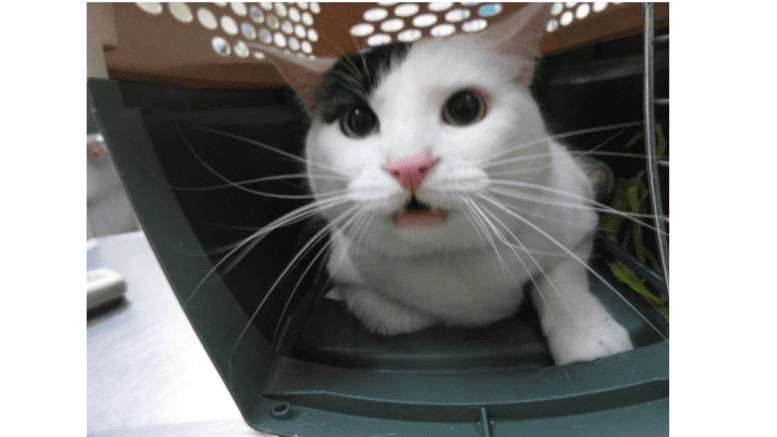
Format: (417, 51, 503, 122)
(349, 244, 540, 317)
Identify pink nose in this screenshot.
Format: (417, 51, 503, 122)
(386, 149, 436, 192)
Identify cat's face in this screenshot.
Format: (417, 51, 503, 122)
(305, 37, 553, 255)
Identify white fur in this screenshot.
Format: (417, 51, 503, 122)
(305, 37, 632, 363)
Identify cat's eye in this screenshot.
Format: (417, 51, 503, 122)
(442, 90, 486, 126)
(341, 107, 379, 138)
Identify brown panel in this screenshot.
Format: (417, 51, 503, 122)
(103, 3, 668, 89)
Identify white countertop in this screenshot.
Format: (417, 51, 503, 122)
(87, 231, 272, 436)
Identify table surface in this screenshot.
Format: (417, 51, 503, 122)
(87, 231, 271, 436)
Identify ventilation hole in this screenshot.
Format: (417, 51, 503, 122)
(197, 8, 218, 30)
(377, 2, 398, 5)
(445, 8, 471, 22)
(259, 28, 272, 44)
(461, 2, 481, 5)
(308, 28, 319, 42)
(281, 20, 293, 34)
(211, 36, 230, 56)
(560, 10, 573, 26)
(310, 2, 321, 14)
(350, 23, 375, 37)
(413, 14, 437, 27)
(478, 3, 502, 16)
(593, 2, 607, 12)
(430, 23, 456, 37)
(367, 34, 392, 46)
(294, 24, 306, 38)
(381, 18, 404, 32)
(267, 13, 280, 29)
(288, 37, 300, 51)
(397, 28, 422, 42)
(260, 3, 273, 11)
(241, 22, 257, 39)
(565, 2, 578, 7)
(221, 16, 238, 35)
(394, 4, 420, 17)
(249, 5, 264, 23)
(575, 3, 591, 19)
(231, 2, 247, 16)
(214, 2, 227, 6)
(274, 3, 287, 17)
(136, 3, 163, 15)
(297, 2, 308, 10)
(551, 2, 564, 15)
(301, 40, 313, 53)
(234, 40, 250, 57)
(168, 3, 193, 23)
(289, 6, 301, 22)
(273, 32, 287, 48)
(429, 2, 453, 11)
(546, 18, 559, 32)
(461, 18, 487, 32)
(364, 8, 388, 21)
(253, 51, 266, 59)
(302, 11, 314, 25)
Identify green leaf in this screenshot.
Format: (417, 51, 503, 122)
(609, 261, 669, 321)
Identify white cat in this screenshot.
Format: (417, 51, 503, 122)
(263, 4, 633, 365)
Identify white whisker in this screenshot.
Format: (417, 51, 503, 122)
(191, 126, 346, 176)
(481, 121, 645, 166)
(487, 182, 669, 232)
(184, 196, 350, 308)
(462, 197, 513, 281)
(473, 198, 577, 328)
(456, 199, 488, 249)
(322, 2, 372, 83)
(476, 193, 668, 343)
(167, 173, 348, 195)
(228, 204, 360, 369)
(178, 124, 348, 200)
(270, 208, 367, 345)
(575, 151, 667, 160)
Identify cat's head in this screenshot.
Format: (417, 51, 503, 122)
(264, 4, 554, 255)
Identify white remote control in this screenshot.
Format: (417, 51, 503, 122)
(87, 268, 127, 311)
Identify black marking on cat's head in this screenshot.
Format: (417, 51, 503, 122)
(316, 42, 411, 124)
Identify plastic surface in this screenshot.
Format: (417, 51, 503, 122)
(88, 50, 668, 435)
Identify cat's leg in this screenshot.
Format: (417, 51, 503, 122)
(532, 241, 633, 365)
(339, 285, 440, 335)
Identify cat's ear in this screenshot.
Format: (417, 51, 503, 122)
(261, 48, 337, 116)
(478, 3, 551, 83)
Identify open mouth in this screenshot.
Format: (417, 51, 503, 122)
(393, 197, 449, 227)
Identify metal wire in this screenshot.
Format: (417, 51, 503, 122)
(643, 3, 670, 291)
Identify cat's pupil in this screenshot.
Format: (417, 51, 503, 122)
(342, 107, 377, 138)
(443, 90, 485, 126)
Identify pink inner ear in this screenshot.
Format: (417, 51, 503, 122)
(475, 3, 552, 83)
(261, 47, 337, 116)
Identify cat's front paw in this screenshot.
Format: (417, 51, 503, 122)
(549, 317, 633, 366)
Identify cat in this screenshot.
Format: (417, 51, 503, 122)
(254, 4, 636, 365)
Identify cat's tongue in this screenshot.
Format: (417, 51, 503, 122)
(393, 205, 449, 227)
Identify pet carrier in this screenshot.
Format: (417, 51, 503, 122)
(87, 3, 669, 436)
